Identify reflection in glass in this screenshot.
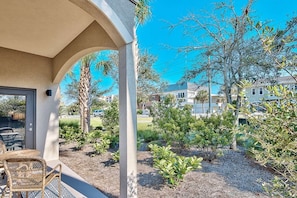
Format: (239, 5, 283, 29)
(0, 95, 26, 150)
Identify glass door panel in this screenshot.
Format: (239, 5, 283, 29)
(0, 94, 26, 150)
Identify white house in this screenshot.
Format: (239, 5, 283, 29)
(161, 82, 206, 106)
(245, 76, 297, 103)
(158, 82, 228, 114)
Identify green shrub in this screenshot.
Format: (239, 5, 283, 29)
(59, 120, 80, 141)
(59, 120, 86, 149)
(101, 99, 119, 135)
(188, 112, 234, 159)
(92, 137, 111, 155)
(87, 129, 119, 155)
(149, 144, 202, 187)
(94, 98, 120, 153)
(151, 94, 195, 149)
(138, 129, 159, 143)
(242, 85, 297, 196)
(112, 150, 120, 162)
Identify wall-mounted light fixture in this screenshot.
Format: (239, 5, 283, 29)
(45, 89, 52, 96)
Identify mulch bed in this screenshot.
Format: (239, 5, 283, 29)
(60, 142, 274, 198)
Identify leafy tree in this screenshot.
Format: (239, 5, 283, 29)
(174, 0, 282, 149)
(241, 15, 297, 197)
(194, 90, 208, 113)
(0, 96, 25, 117)
(97, 50, 164, 109)
(91, 98, 108, 113)
(250, 16, 297, 78)
(66, 103, 79, 115)
(135, 0, 163, 109)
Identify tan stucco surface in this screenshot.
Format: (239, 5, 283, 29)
(0, 0, 94, 58)
(0, 47, 59, 159)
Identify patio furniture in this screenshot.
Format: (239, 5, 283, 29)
(0, 127, 14, 133)
(0, 148, 40, 180)
(0, 149, 40, 161)
(0, 132, 20, 150)
(3, 157, 62, 198)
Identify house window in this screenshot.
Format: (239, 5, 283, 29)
(259, 88, 263, 95)
(252, 89, 255, 95)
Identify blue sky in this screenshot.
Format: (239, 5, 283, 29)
(61, 0, 297, 100)
(136, 0, 297, 91)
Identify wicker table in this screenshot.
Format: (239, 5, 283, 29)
(0, 149, 40, 160)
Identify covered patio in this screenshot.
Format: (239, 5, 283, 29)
(0, 0, 138, 197)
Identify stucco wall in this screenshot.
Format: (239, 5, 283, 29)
(105, 0, 135, 34)
(53, 21, 116, 83)
(0, 47, 59, 160)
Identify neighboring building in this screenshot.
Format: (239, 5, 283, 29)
(102, 94, 118, 103)
(245, 76, 297, 103)
(192, 93, 228, 114)
(161, 82, 207, 107)
(146, 82, 239, 115)
(150, 82, 227, 114)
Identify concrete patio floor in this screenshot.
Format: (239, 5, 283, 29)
(47, 160, 107, 198)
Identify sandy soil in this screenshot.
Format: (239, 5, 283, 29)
(59, 142, 274, 198)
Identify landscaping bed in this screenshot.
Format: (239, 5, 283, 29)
(60, 142, 274, 198)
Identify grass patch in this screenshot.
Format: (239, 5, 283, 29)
(60, 116, 103, 130)
(137, 116, 153, 123)
(60, 116, 152, 131)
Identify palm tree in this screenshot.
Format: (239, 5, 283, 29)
(78, 0, 152, 133)
(79, 53, 112, 133)
(135, 0, 152, 27)
(195, 90, 208, 114)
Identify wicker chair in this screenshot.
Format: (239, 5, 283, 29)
(3, 157, 62, 198)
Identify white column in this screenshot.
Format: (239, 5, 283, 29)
(119, 41, 137, 198)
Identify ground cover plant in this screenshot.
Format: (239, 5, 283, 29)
(149, 144, 202, 187)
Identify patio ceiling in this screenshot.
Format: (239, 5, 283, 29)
(0, 0, 94, 58)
